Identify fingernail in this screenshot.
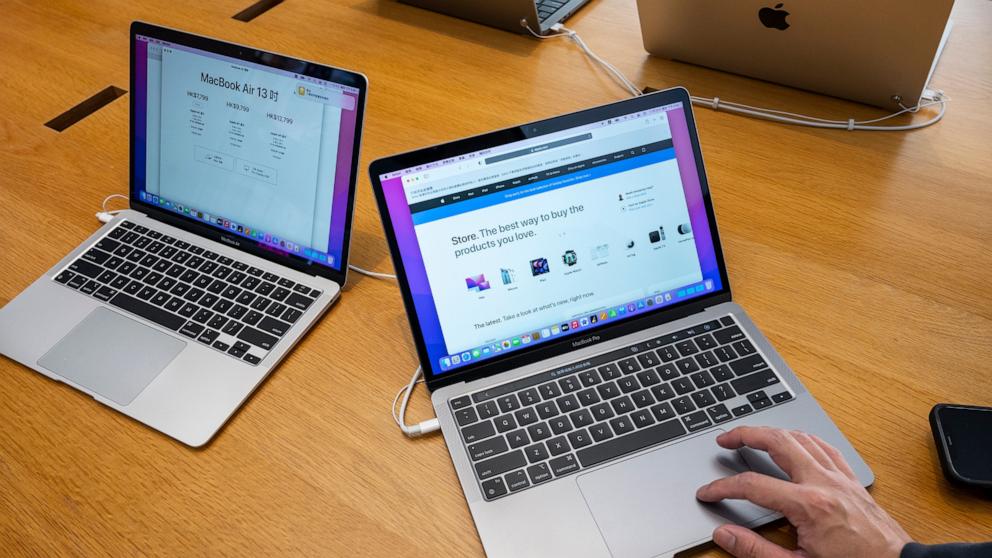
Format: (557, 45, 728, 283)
(695, 483, 709, 498)
(713, 527, 736, 550)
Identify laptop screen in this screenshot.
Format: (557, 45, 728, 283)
(132, 34, 361, 271)
(376, 96, 724, 377)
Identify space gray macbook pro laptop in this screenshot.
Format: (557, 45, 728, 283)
(636, 0, 954, 109)
(401, 0, 591, 35)
(0, 22, 367, 447)
(369, 88, 873, 557)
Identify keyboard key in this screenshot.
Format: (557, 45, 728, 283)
(478, 401, 499, 419)
(197, 329, 219, 345)
(711, 383, 736, 401)
(455, 407, 478, 426)
(635, 369, 661, 387)
(617, 376, 640, 393)
(178, 303, 198, 317)
(771, 391, 793, 403)
(711, 364, 734, 382)
(271, 287, 291, 302)
(536, 401, 558, 419)
(570, 409, 594, 428)
(656, 345, 678, 362)
(468, 436, 508, 461)
(179, 321, 205, 338)
(690, 370, 715, 389)
(706, 404, 733, 424)
(682, 411, 712, 432)
(237, 325, 279, 351)
(671, 377, 694, 395)
(68, 259, 102, 279)
(733, 339, 757, 356)
(675, 357, 700, 375)
(732, 404, 754, 417)
(731, 369, 780, 395)
(752, 397, 773, 410)
(691, 390, 716, 408)
(657, 363, 679, 382)
(631, 389, 655, 408)
(243, 311, 263, 325)
(636, 352, 659, 368)
(494, 414, 517, 433)
(672, 396, 696, 415)
(557, 394, 580, 414)
(549, 453, 579, 476)
(730, 354, 768, 376)
(192, 308, 214, 324)
(618, 358, 640, 374)
(650, 383, 675, 402)
(524, 443, 549, 463)
(695, 333, 717, 350)
(596, 382, 620, 400)
(675, 340, 698, 356)
(579, 370, 601, 387)
(558, 376, 581, 393)
(505, 470, 530, 493)
(497, 394, 521, 413)
(695, 351, 719, 369)
(713, 326, 745, 345)
(480, 477, 507, 500)
(476, 451, 526, 481)
(527, 422, 551, 441)
(227, 304, 248, 320)
(257, 316, 291, 337)
(150, 291, 170, 306)
(518, 388, 540, 406)
(80, 280, 100, 295)
(514, 407, 539, 426)
(714, 346, 737, 363)
(610, 395, 634, 415)
(650, 402, 675, 422)
(577, 419, 686, 468)
(136, 285, 157, 301)
(598, 363, 621, 380)
(588, 400, 615, 420)
(506, 429, 531, 450)
(462, 421, 495, 444)
(549, 416, 572, 434)
(609, 415, 634, 435)
(527, 463, 552, 484)
(589, 423, 613, 442)
(281, 307, 303, 324)
(631, 409, 655, 428)
(539, 382, 562, 400)
(277, 277, 295, 288)
(93, 286, 117, 302)
(546, 436, 570, 456)
(222, 321, 243, 336)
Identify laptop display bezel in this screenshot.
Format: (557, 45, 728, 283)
(369, 88, 732, 391)
(129, 21, 367, 285)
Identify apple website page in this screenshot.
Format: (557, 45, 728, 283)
(380, 102, 723, 375)
(133, 36, 360, 269)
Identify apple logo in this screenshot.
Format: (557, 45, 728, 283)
(758, 3, 790, 30)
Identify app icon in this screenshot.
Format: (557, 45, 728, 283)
(461, 351, 471, 362)
(530, 257, 550, 276)
(441, 357, 451, 368)
(626, 239, 635, 250)
(451, 354, 461, 364)
(627, 303, 636, 312)
(590, 315, 598, 324)
(500, 268, 515, 285)
(655, 295, 664, 304)
(502, 340, 511, 349)
(664, 293, 672, 301)
(705, 279, 714, 291)
(472, 349, 481, 358)
(677, 289, 686, 297)
(482, 347, 491, 355)
(617, 306, 627, 315)
(561, 323, 570, 332)
(678, 223, 692, 235)
(512, 338, 521, 346)
(649, 230, 661, 243)
(578, 318, 587, 327)
(541, 328, 551, 338)
(658, 226, 667, 241)
(646, 298, 654, 307)
(551, 325, 560, 335)
(561, 250, 577, 267)
(571, 320, 579, 329)
(531, 331, 541, 341)
(590, 244, 609, 261)
(609, 309, 617, 318)
(521, 335, 531, 345)
(599, 312, 608, 320)
(465, 274, 491, 292)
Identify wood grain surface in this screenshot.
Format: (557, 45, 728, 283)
(1, 0, 989, 555)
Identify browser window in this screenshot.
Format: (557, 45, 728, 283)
(379, 102, 723, 374)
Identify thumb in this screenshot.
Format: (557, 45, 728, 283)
(712, 524, 795, 558)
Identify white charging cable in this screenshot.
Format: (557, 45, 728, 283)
(523, 21, 949, 131)
(391, 365, 441, 437)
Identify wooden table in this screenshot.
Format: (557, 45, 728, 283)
(1, 0, 989, 555)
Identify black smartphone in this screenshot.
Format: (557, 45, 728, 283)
(930, 404, 992, 489)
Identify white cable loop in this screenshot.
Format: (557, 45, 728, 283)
(391, 365, 440, 437)
(348, 265, 396, 280)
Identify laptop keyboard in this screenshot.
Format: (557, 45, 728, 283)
(52, 220, 322, 366)
(449, 315, 794, 500)
(536, 0, 567, 22)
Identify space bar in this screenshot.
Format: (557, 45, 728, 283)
(109, 293, 186, 331)
(577, 419, 687, 468)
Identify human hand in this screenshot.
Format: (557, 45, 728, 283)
(696, 426, 911, 558)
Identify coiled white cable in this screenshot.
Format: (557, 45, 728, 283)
(391, 365, 441, 437)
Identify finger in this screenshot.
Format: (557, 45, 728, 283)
(696, 471, 806, 519)
(712, 524, 797, 558)
(809, 434, 859, 481)
(790, 431, 835, 472)
(716, 426, 817, 478)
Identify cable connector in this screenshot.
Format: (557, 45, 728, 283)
(392, 365, 441, 437)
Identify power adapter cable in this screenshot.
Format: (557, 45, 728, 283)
(391, 365, 441, 437)
(522, 21, 949, 131)
(92, 194, 397, 279)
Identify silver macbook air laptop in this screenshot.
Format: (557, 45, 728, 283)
(369, 88, 873, 557)
(401, 0, 591, 34)
(637, 0, 954, 109)
(0, 22, 367, 447)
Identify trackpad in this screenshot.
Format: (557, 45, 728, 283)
(577, 430, 776, 558)
(38, 307, 185, 405)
